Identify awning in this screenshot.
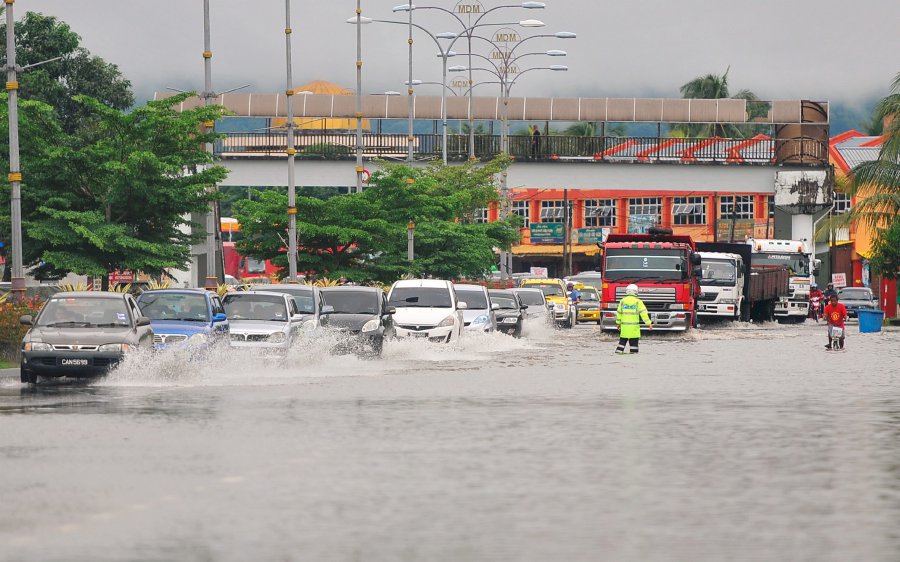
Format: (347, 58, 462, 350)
(509, 244, 602, 257)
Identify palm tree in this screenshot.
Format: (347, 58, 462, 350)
(672, 67, 768, 138)
(564, 122, 597, 137)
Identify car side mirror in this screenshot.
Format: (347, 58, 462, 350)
(135, 316, 151, 327)
(213, 312, 227, 322)
(20, 315, 33, 326)
(520, 304, 529, 310)
(491, 303, 500, 311)
(386, 306, 397, 315)
(813, 268, 820, 276)
(690, 252, 702, 265)
(291, 314, 304, 322)
(458, 302, 468, 310)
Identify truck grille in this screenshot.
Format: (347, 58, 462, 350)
(615, 287, 676, 303)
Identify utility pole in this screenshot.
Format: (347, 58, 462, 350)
(5, 0, 24, 300)
(563, 188, 569, 278)
(355, 0, 364, 193)
(284, 0, 298, 282)
(201, 0, 219, 290)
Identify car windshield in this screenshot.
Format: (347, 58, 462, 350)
(700, 260, 737, 286)
(569, 276, 603, 289)
(223, 294, 289, 322)
(322, 291, 378, 314)
(604, 248, 687, 282)
(490, 296, 519, 310)
(529, 284, 564, 297)
(37, 297, 131, 328)
(753, 253, 811, 276)
(389, 287, 452, 308)
(456, 289, 489, 310)
(514, 290, 545, 306)
(257, 288, 315, 313)
(138, 292, 210, 322)
(838, 288, 872, 300)
(579, 290, 599, 302)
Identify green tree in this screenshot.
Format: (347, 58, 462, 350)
(0, 11, 134, 132)
(671, 67, 769, 138)
(232, 156, 520, 283)
(564, 122, 597, 137)
(21, 93, 229, 287)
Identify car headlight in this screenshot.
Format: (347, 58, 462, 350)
(669, 304, 686, 310)
(188, 333, 209, 344)
(24, 342, 52, 352)
(718, 298, 735, 305)
(472, 315, 489, 325)
(302, 320, 317, 332)
(361, 319, 380, 332)
(268, 331, 287, 343)
(437, 315, 456, 327)
(98, 343, 128, 352)
(555, 303, 565, 311)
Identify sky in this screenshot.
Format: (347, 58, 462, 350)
(18, 0, 900, 116)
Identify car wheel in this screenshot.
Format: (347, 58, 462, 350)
(596, 320, 602, 325)
(20, 365, 36, 384)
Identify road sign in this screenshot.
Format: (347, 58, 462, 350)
(530, 223, 564, 243)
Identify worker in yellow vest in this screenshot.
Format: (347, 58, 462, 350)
(615, 284, 652, 354)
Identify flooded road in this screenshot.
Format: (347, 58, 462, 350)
(2, 321, 900, 562)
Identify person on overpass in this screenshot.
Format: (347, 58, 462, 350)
(615, 284, 652, 354)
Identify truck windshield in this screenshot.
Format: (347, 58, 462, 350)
(753, 253, 810, 276)
(700, 260, 736, 286)
(604, 249, 686, 281)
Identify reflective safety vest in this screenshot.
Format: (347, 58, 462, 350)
(616, 294, 652, 338)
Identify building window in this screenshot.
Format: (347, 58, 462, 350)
(511, 200, 530, 227)
(473, 207, 488, 224)
(584, 199, 617, 227)
(720, 195, 754, 220)
(833, 192, 852, 214)
(672, 196, 707, 225)
(628, 197, 662, 219)
(539, 200, 566, 222)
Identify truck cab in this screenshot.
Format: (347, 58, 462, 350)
(697, 252, 744, 319)
(599, 230, 702, 332)
(747, 238, 820, 323)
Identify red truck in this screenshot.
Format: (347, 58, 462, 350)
(223, 241, 279, 282)
(599, 228, 702, 332)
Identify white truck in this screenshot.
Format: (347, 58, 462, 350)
(696, 245, 790, 322)
(746, 238, 820, 323)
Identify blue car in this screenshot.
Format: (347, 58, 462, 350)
(136, 289, 229, 351)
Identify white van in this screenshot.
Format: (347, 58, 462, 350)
(387, 279, 467, 343)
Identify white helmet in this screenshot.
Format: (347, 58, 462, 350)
(625, 284, 639, 296)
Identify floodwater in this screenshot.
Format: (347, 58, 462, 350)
(1, 319, 899, 562)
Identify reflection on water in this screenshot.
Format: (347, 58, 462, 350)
(1, 323, 899, 562)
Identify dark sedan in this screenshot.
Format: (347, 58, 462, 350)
(19, 292, 154, 383)
(837, 287, 878, 318)
(320, 286, 395, 355)
(488, 289, 527, 337)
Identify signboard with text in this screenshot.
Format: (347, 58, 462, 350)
(715, 219, 755, 241)
(831, 273, 847, 288)
(530, 267, 548, 278)
(530, 223, 564, 243)
(575, 228, 609, 244)
(627, 215, 658, 234)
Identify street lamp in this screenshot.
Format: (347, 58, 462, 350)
(283, 0, 298, 282)
(393, 2, 546, 160)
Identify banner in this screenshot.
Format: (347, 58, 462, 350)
(575, 227, 609, 244)
(530, 223, 564, 243)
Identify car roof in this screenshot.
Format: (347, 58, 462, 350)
(488, 289, 516, 296)
(455, 284, 488, 291)
(225, 291, 290, 299)
(247, 285, 313, 293)
(512, 287, 544, 293)
(392, 279, 451, 288)
(320, 286, 381, 293)
(52, 291, 127, 300)
(138, 289, 210, 297)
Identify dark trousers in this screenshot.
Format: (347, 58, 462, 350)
(616, 337, 639, 353)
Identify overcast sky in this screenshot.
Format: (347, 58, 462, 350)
(20, 0, 900, 110)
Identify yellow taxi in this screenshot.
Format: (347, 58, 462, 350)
(575, 285, 601, 324)
(520, 278, 575, 328)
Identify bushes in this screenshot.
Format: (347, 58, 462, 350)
(0, 297, 45, 362)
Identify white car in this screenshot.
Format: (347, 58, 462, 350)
(387, 279, 467, 343)
(511, 287, 552, 325)
(455, 284, 499, 333)
(223, 291, 304, 353)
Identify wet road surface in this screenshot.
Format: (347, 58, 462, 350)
(2, 320, 899, 561)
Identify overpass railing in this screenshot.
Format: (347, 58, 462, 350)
(216, 132, 827, 166)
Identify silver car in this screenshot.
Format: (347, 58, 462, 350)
(223, 291, 304, 353)
(19, 292, 154, 384)
(510, 287, 552, 325)
(455, 284, 498, 333)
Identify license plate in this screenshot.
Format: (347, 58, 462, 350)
(411, 332, 429, 338)
(59, 358, 90, 367)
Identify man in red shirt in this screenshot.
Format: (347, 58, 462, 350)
(823, 294, 848, 350)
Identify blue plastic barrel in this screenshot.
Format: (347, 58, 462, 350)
(858, 309, 884, 333)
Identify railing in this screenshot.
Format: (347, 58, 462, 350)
(216, 132, 827, 166)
